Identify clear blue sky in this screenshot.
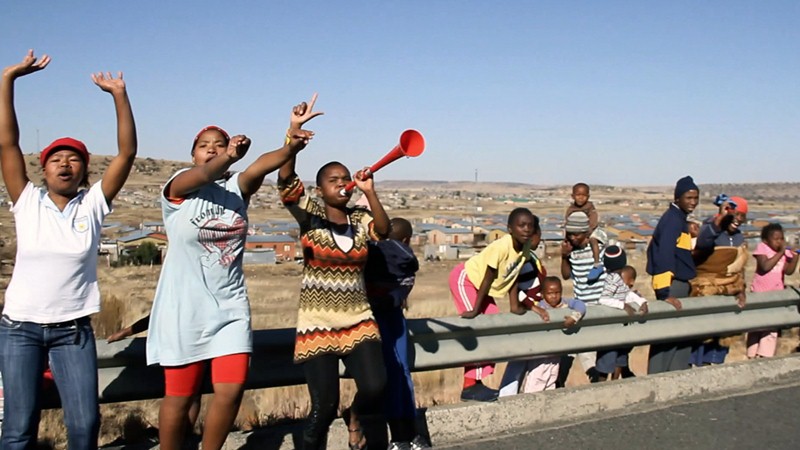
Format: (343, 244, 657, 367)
(2, 1, 798, 186)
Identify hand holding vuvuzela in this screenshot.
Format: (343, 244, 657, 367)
(339, 129, 426, 196)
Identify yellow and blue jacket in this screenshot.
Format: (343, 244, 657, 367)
(646, 203, 696, 299)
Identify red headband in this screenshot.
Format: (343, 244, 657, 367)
(192, 125, 230, 152)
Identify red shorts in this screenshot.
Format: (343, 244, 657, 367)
(164, 353, 250, 397)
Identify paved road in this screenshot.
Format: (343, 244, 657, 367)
(441, 383, 800, 450)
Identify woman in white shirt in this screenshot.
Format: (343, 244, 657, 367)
(0, 50, 137, 450)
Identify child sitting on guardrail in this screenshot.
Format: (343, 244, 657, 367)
(364, 217, 430, 450)
(746, 223, 799, 359)
(498, 276, 585, 396)
(450, 208, 539, 402)
(596, 246, 648, 381)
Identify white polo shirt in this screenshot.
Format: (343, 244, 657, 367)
(3, 181, 110, 323)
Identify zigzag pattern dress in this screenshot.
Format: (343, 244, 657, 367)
(279, 175, 381, 363)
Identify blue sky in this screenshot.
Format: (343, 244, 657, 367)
(2, 1, 798, 186)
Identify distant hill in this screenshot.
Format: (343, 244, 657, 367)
(5, 154, 799, 200)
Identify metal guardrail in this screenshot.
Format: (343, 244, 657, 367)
(94, 288, 800, 403)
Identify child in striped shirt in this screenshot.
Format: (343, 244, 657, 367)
(596, 246, 648, 380)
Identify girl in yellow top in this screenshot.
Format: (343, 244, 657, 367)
(448, 207, 539, 402)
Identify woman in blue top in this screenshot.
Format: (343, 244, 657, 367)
(147, 95, 322, 450)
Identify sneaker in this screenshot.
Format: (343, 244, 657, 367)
(620, 367, 637, 378)
(388, 442, 412, 450)
(587, 265, 604, 282)
(460, 383, 499, 402)
(410, 435, 432, 449)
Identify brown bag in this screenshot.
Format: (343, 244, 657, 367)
(689, 245, 747, 297)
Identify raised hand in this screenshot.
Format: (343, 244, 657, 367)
(286, 128, 315, 152)
(91, 71, 126, 95)
(353, 167, 374, 193)
(226, 135, 251, 162)
(290, 93, 324, 129)
(3, 49, 50, 79)
(561, 240, 573, 256)
(286, 93, 323, 151)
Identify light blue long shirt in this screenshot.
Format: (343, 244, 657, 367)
(146, 170, 252, 366)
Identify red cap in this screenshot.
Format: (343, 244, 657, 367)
(729, 196, 748, 214)
(40, 137, 90, 166)
(192, 125, 229, 152)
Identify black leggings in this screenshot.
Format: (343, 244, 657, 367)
(303, 341, 386, 450)
(302, 340, 387, 450)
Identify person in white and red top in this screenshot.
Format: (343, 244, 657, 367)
(746, 223, 799, 358)
(0, 50, 136, 450)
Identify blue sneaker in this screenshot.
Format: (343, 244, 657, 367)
(587, 265, 604, 282)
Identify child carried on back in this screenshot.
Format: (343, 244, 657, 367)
(565, 183, 604, 281)
(365, 217, 430, 449)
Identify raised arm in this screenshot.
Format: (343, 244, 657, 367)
(0, 50, 50, 203)
(270, 93, 325, 187)
(92, 72, 137, 204)
(353, 168, 389, 237)
(166, 135, 251, 199)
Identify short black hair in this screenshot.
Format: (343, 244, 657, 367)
(761, 223, 784, 241)
(316, 161, 348, 186)
(572, 183, 590, 193)
(621, 265, 637, 280)
(543, 276, 562, 288)
(389, 217, 413, 241)
(507, 208, 540, 234)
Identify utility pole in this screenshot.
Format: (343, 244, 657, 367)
(472, 169, 478, 243)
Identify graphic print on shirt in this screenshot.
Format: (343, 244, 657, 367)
(198, 212, 247, 268)
(73, 216, 89, 233)
(501, 252, 527, 282)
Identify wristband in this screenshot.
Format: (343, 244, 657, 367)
(284, 130, 292, 146)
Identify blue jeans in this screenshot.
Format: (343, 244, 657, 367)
(0, 315, 99, 450)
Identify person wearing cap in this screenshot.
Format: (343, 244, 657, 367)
(145, 95, 321, 450)
(645, 175, 699, 374)
(0, 50, 137, 450)
(688, 195, 749, 366)
(560, 210, 607, 383)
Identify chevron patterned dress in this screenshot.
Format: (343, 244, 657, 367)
(280, 175, 382, 363)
